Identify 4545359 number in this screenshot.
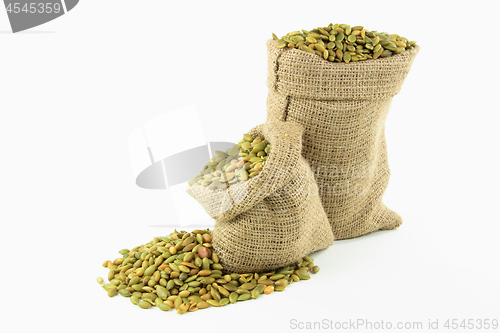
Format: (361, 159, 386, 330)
(444, 319, 498, 330)
(6, 3, 62, 14)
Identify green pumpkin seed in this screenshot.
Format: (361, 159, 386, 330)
(255, 284, 266, 294)
(127, 276, 139, 286)
(251, 289, 261, 299)
(258, 279, 274, 286)
(131, 284, 144, 291)
(197, 301, 210, 309)
(155, 298, 164, 307)
(297, 270, 311, 280)
(207, 299, 220, 307)
(201, 277, 215, 285)
(381, 50, 393, 57)
(141, 293, 156, 301)
(223, 283, 238, 292)
(102, 284, 117, 292)
(384, 44, 398, 52)
(107, 288, 117, 297)
(237, 293, 251, 301)
(211, 263, 223, 271)
(229, 292, 238, 303)
(336, 49, 343, 60)
(240, 282, 256, 290)
(178, 265, 190, 273)
(275, 279, 288, 287)
(202, 258, 210, 270)
(343, 52, 351, 63)
(156, 286, 168, 300)
(174, 296, 183, 309)
(118, 289, 131, 297)
(210, 288, 221, 302)
(269, 274, 284, 281)
(138, 300, 151, 309)
(158, 302, 171, 311)
(144, 266, 156, 277)
(305, 37, 317, 44)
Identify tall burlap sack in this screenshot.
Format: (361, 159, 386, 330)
(266, 40, 419, 240)
(187, 121, 333, 273)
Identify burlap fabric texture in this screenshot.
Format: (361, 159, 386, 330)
(187, 121, 334, 273)
(266, 40, 419, 240)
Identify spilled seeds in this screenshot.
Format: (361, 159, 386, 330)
(99, 228, 320, 314)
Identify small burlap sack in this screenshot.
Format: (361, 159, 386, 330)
(266, 40, 419, 240)
(187, 121, 333, 273)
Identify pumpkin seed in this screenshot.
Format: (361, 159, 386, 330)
(240, 282, 256, 290)
(118, 289, 131, 297)
(197, 301, 210, 309)
(381, 50, 393, 57)
(158, 302, 172, 311)
(207, 299, 220, 307)
(343, 52, 351, 63)
(102, 284, 117, 292)
(219, 298, 229, 306)
(237, 293, 251, 301)
(156, 286, 168, 300)
(174, 296, 183, 309)
(255, 284, 266, 294)
(297, 270, 311, 280)
(275, 279, 288, 287)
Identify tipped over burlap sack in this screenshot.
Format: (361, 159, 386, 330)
(187, 122, 334, 273)
(266, 40, 419, 240)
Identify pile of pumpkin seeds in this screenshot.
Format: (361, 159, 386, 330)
(188, 134, 271, 189)
(98, 228, 319, 314)
(273, 23, 417, 63)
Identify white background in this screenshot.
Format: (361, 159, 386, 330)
(1, 1, 499, 332)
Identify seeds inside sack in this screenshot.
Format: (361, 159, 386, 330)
(189, 134, 271, 189)
(273, 23, 417, 63)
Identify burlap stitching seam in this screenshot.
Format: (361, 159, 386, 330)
(274, 49, 291, 122)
